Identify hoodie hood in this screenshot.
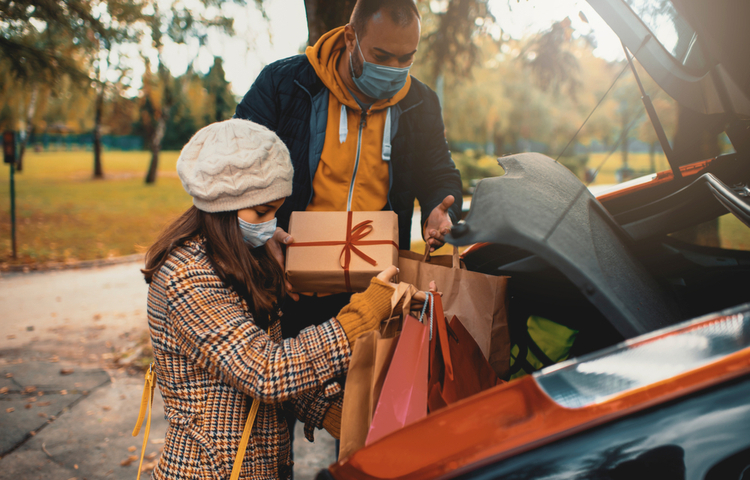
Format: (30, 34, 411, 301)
(305, 26, 411, 112)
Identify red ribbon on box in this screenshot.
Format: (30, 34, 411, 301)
(287, 211, 399, 291)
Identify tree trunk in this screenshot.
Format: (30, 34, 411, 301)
(93, 82, 105, 179)
(17, 85, 39, 172)
(304, 0, 356, 46)
(145, 113, 167, 184)
(649, 141, 657, 173)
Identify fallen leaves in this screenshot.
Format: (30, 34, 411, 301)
(0, 387, 8, 394)
(128, 446, 137, 453)
(60, 368, 75, 375)
(23, 386, 37, 394)
(5, 373, 12, 378)
(150, 438, 165, 445)
(6, 407, 15, 413)
(37, 401, 51, 407)
(6, 335, 16, 339)
(120, 455, 138, 467)
(60, 390, 68, 395)
(102, 405, 112, 411)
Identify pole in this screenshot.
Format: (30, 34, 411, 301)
(4, 130, 17, 259)
(10, 159, 16, 258)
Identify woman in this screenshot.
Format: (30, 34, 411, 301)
(142, 119, 414, 479)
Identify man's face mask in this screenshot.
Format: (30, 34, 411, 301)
(349, 32, 412, 100)
(238, 217, 277, 248)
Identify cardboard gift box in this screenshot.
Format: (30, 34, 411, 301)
(285, 211, 399, 293)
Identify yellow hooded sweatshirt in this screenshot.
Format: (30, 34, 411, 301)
(305, 27, 411, 212)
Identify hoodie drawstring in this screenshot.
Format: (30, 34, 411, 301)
(382, 107, 392, 162)
(340, 103, 392, 161)
(339, 104, 348, 144)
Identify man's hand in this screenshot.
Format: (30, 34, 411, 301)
(267, 227, 299, 301)
(423, 195, 455, 252)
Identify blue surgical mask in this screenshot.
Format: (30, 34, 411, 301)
(349, 33, 411, 100)
(238, 217, 277, 248)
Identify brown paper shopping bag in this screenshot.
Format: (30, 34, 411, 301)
(427, 294, 504, 412)
(398, 247, 511, 379)
(337, 283, 420, 460)
(338, 330, 398, 461)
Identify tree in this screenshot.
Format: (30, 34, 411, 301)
(89, 0, 147, 179)
(141, 0, 244, 184)
(420, 0, 495, 80)
(637, 95, 677, 172)
(203, 58, 236, 124)
(304, 0, 356, 45)
(613, 81, 644, 174)
(523, 17, 582, 100)
(0, 0, 104, 170)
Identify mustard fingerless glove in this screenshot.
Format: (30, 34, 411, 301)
(335, 278, 395, 346)
(322, 402, 342, 440)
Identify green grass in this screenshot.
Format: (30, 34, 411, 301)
(0, 151, 747, 266)
(587, 152, 749, 250)
(0, 150, 192, 265)
(586, 151, 671, 186)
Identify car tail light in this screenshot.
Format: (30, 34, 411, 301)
(535, 305, 750, 408)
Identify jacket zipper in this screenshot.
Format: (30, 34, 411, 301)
(347, 109, 367, 211)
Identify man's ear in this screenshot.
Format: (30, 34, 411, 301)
(343, 24, 356, 53)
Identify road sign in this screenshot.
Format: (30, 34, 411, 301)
(3, 131, 15, 164)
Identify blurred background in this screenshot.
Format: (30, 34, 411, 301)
(0, 0, 745, 268)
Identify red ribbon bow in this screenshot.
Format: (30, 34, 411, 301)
(289, 211, 398, 291)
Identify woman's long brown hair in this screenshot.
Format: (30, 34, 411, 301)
(142, 206, 285, 328)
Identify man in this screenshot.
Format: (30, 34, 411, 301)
(235, 0, 462, 330)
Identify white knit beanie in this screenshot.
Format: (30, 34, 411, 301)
(176, 119, 294, 212)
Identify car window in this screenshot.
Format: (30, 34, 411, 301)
(669, 214, 750, 251)
(623, 0, 706, 71)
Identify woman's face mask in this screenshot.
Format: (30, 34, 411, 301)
(349, 32, 412, 100)
(238, 217, 277, 248)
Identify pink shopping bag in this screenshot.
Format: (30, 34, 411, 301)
(365, 314, 429, 445)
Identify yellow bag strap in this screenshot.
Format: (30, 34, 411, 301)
(132, 363, 156, 480)
(133, 333, 266, 480)
(230, 396, 261, 480)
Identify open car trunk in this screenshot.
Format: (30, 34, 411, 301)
(449, 152, 750, 357)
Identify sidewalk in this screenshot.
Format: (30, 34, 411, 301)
(0, 261, 336, 479)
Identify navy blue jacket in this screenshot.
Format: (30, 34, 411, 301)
(235, 54, 462, 248)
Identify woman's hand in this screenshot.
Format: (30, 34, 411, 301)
(375, 265, 399, 284)
(267, 227, 299, 301)
(376, 266, 427, 311)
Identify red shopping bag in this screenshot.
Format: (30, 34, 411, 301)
(428, 293, 504, 412)
(365, 314, 429, 445)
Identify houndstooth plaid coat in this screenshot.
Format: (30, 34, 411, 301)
(147, 238, 350, 479)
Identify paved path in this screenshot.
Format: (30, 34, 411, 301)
(0, 262, 336, 479)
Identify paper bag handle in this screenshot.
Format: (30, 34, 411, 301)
(422, 245, 460, 270)
(432, 293, 454, 380)
(387, 281, 421, 325)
